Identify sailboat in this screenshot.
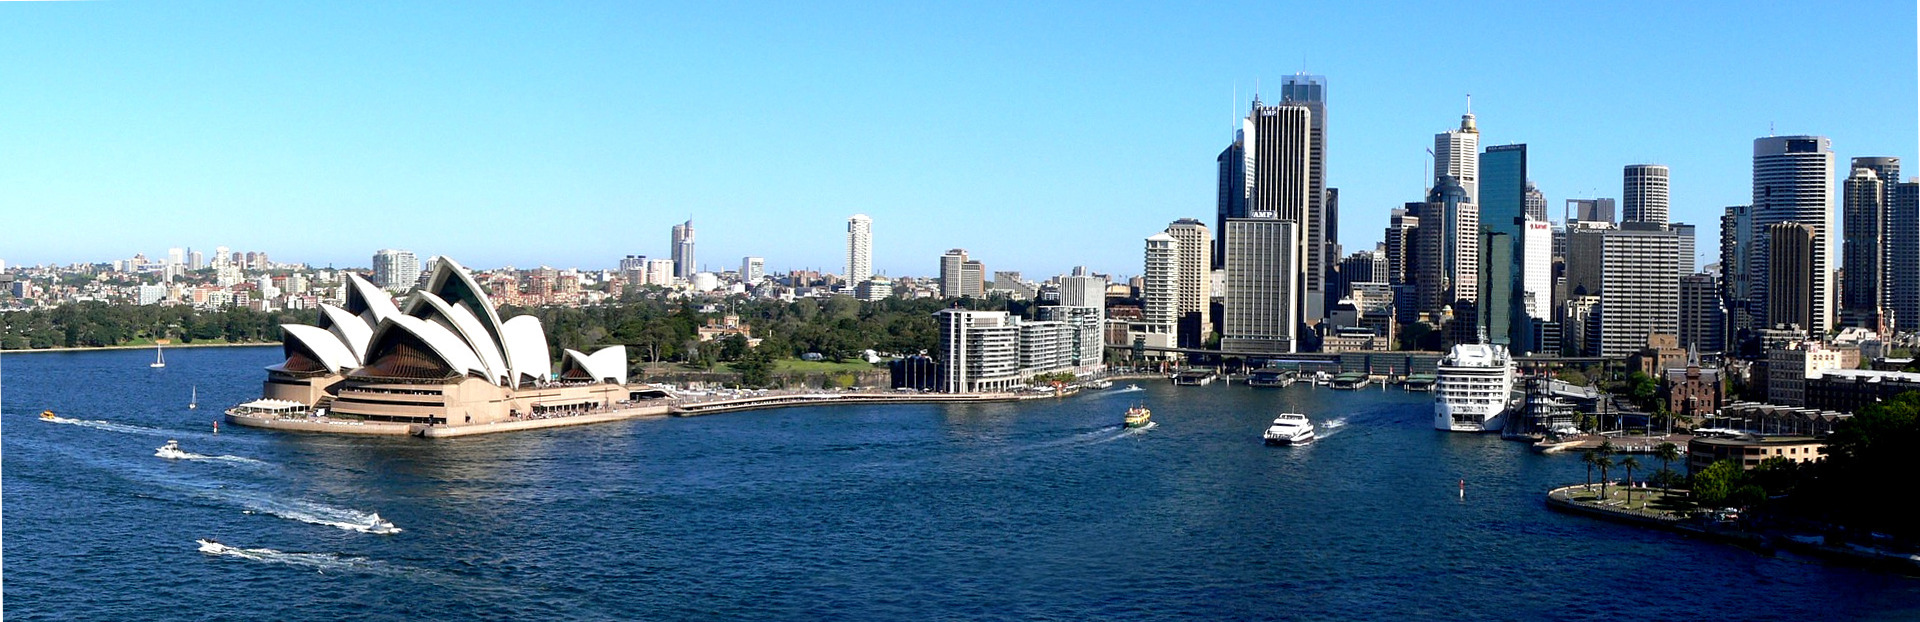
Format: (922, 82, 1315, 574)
(150, 345, 167, 369)
(189, 385, 198, 410)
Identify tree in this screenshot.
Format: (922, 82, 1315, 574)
(1653, 442, 1681, 490)
(1619, 456, 1642, 507)
(1595, 455, 1614, 501)
(1581, 451, 1598, 491)
(1690, 459, 1743, 507)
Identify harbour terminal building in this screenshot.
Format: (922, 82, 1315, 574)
(239, 258, 637, 431)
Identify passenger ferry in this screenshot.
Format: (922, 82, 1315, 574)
(1263, 413, 1316, 445)
(1124, 404, 1152, 428)
(1433, 343, 1518, 432)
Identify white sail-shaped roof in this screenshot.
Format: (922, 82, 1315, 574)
(280, 324, 360, 373)
(500, 315, 552, 387)
(562, 346, 628, 385)
(316, 304, 371, 365)
(364, 315, 488, 380)
(423, 258, 508, 359)
(344, 273, 400, 326)
(404, 292, 511, 385)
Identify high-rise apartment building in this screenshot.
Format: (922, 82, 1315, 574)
(1750, 136, 1837, 336)
(1384, 208, 1418, 286)
(740, 257, 765, 285)
(671, 220, 697, 280)
(1411, 178, 1479, 317)
(939, 249, 985, 298)
(371, 249, 419, 292)
(1058, 272, 1106, 311)
(1165, 218, 1214, 346)
(846, 214, 873, 283)
(1841, 166, 1887, 328)
(1142, 232, 1180, 328)
(1891, 182, 1920, 332)
(1623, 164, 1671, 225)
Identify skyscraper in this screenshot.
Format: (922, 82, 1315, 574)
(846, 214, 873, 283)
(1841, 166, 1887, 328)
(1280, 74, 1331, 324)
(1222, 219, 1299, 354)
(1477, 230, 1513, 346)
(1434, 105, 1480, 206)
(1623, 164, 1671, 225)
(1672, 223, 1697, 276)
(1221, 96, 1312, 348)
(1750, 136, 1837, 335)
(1567, 198, 1616, 224)
(1720, 204, 1754, 340)
(1481, 144, 1529, 348)
(1383, 208, 1418, 286)
(1411, 178, 1479, 317)
(1165, 218, 1214, 346)
(1680, 272, 1727, 353)
(1596, 223, 1681, 358)
(1767, 222, 1817, 334)
(740, 257, 765, 285)
(371, 249, 420, 292)
(1889, 181, 1920, 331)
(671, 220, 696, 280)
(1520, 218, 1554, 337)
(1523, 181, 1547, 221)
(1142, 232, 1180, 328)
(1214, 135, 1247, 269)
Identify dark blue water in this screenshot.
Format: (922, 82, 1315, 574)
(6, 347, 1919, 621)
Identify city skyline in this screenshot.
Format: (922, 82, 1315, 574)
(4, 2, 1915, 278)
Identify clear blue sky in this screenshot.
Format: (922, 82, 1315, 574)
(4, 2, 1914, 278)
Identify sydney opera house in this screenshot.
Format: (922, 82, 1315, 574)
(235, 258, 643, 431)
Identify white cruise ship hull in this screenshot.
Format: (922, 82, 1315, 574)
(1433, 402, 1510, 432)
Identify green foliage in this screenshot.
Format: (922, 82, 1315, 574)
(1801, 391, 1920, 536)
(1, 302, 314, 349)
(1555, 368, 1591, 387)
(1690, 459, 1744, 507)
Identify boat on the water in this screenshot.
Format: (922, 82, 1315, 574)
(39, 410, 57, 420)
(1434, 343, 1519, 432)
(150, 345, 166, 369)
(156, 439, 190, 460)
(1264, 413, 1316, 445)
(197, 539, 229, 554)
(189, 385, 198, 410)
(1124, 404, 1152, 428)
(1085, 379, 1114, 390)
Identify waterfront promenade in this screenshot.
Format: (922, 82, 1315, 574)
(227, 386, 1073, 438)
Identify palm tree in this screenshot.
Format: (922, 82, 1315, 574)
(1596, 455, 1614, 501)
(1653, 442, 1681, 490)
(1581, 451, 1598, 491)
(1619, 456, 1642, 508)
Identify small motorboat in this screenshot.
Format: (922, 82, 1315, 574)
(1124, 404, 1152, 429)
(197, 539, 229, 554)
(156, 439, 191, 460)
(1086, 379, 1114, 390)
(1264, 413, 1316, 445)
(40, 410, 57, 421)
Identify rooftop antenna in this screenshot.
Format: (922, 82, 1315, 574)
(1466, 93, 1472, 114)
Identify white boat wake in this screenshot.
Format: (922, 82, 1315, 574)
(156, 448, 268, 466)
(1106, 385, 1146, 395)
(197, 539, 389, 574)
(40, 415, 170, 436)
(1314, 417, 1349, 440)
(220, 493, 401, 535)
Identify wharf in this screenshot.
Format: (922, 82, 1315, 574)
(1533, 433, 1691, 454)
(670, 390, 1044, 417)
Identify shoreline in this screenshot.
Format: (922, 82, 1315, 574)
(3, 342, 279, 354)
(1545, 485, 1920, 573)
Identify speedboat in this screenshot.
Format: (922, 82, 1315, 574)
(156, 439, 191, 459)
(1264, 413, 1316, 445)
(1124, 404, 1152, 428)
(197, 539, 229, 554)
(40, 410, 57, 420)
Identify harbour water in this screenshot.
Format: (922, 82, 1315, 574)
(6, 347, 1919, 620)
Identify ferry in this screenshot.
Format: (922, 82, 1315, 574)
(156, 439, 191, 459)
(1264, 413, 1316, 445)
(1085, 379, 1114, 390)
(1433, 343, 1518, 432)
(1124, 404, 1152, 428)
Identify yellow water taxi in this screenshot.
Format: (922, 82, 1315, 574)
(40, 410, 57, 420)
(1124, 404, 1152, 428)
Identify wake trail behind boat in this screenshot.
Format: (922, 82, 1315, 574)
(162, 450, 270, 467)
(41, 415, 169, 436)
(198, 539, 390, 574)
(230, 495, 402, 534)
(1316, 417, 1349, 439)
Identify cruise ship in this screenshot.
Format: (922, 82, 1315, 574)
(1433, 344, 1518, 432)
